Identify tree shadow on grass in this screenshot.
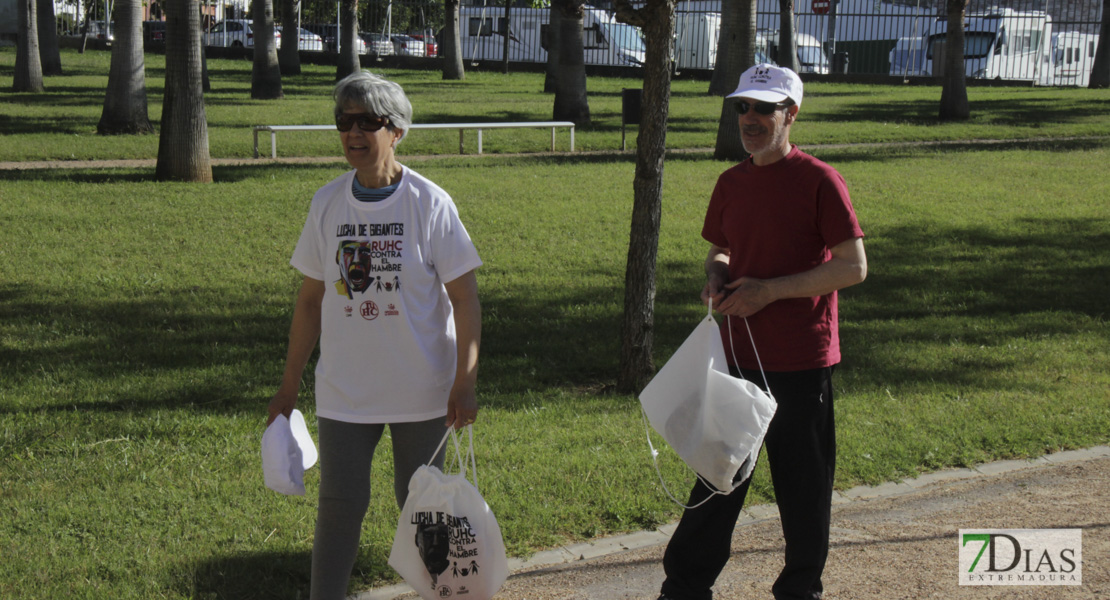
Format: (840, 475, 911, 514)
(0, 283, 294, 416)
(841, 217, 1109, 389)
(186, 545, 398, 600)
(186, 549, 312, 600)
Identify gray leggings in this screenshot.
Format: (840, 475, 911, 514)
(310, 416, 448, 600)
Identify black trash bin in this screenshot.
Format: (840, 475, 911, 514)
(832, 51, 849, 74)
(621, 88, 643, 150)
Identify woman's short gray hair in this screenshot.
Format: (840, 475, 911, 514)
(333, 71, 413, 141)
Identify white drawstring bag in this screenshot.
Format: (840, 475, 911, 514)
(261, 409, 318, 496)
(639, 303, 777, 499)
(389, 426, 508, 600)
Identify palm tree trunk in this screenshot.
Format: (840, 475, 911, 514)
(614, 0, 677, 393)
(1089, 0, 1110, 88)
(708, 0, 742, 96)
(13, 0, 44, 92)
(157, 0, 213, 183)
(939, 0, 970, 119)
(778, 0, 800, 73)
(443, 0, 466, 80)
(252, 0, 284, 99)
(714, 0, 756, 161)
(278, 0, 302, 75)
(336, 0, 360, 80)
(36, 0, 62, 76)
(552, 0, 590, 125)
(99, 0, 153, 135)
(544, 2, 562, 93)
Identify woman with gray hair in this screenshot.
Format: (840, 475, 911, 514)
(268, 71, 483, 599)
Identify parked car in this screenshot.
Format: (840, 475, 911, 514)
(360, 32, 395, 57)
(409, 33, 438, 57)
(86, 20, 114, 42)
(204, 19, 281, 48)
(142, 20, 167, 45)
(276, 26, 325, 51)
(303, 23, 368, 54)
(390, 34, 426, 57)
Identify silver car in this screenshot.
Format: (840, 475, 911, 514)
(360, 32, 394, 57)
(390, 34, 426, 57)
(276, 26, 326, 51)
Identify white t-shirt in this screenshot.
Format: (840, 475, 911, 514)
(291, 166, 482, 423)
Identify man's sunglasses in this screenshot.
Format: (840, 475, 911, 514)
(336, 113, 390, 132)
(734, 100, 793, 115)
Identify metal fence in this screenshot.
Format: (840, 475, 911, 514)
(66, 0, 1102, 85)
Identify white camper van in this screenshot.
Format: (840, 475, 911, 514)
(756, 30, 830, 74)
(889, 36, 928, 76)
(924, 8, 1053, 84)
(674, 11, 720, 70)
(1051, 31, 1098, 87)
(458, 5, 645, 67)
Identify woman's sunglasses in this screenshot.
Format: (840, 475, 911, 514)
(734, 100, 793, 115)
(336, 113, 390, 132)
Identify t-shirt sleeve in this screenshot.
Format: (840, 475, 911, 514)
(429, 199, 482, 284)
(290, 203, 326, 280)
(816, 169, 864, 249)
(701, 176, 730, 248)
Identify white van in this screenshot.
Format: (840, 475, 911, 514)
(756, 30, 830, 74)
(458, 6, 645, 67)
(674, 11, 720, 70)
(888, 36, 928, 76)
(1051, 31, 1098, 87)
(924, 9, 1053, 84)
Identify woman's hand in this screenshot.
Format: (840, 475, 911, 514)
(267, 388, 298, 427)
(446, 382, 478, 430)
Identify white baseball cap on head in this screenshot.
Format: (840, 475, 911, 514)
(727, 64, 804, 108)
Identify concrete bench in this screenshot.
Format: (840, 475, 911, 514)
(252, 121, 576, 158)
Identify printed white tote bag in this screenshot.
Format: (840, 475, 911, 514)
(389, 426, 508, 600)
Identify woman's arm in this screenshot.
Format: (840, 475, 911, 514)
(267, 276, 325, 426)
(443, 270, 481, 429)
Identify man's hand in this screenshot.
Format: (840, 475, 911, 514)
(701, 272, 729, 309)
(715, 277, 775, 318)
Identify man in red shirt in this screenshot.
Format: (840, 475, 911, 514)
(658, 65, 868, 600)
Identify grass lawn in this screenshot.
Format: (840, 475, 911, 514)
(2, 48, 1110, 161)
(1, 49, 1109, 599)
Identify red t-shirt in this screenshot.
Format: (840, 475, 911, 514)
(701, 146, 864, 372)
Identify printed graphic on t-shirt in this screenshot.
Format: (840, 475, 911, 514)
(333, 222, 405, 302)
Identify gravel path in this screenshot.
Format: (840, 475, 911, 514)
(362, 450, 1109, 600)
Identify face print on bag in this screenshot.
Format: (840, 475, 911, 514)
(415, 522, 451, 585)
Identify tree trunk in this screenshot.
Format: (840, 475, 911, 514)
(708, 0, 741, 95)
(443, 0, 466, 80)
(544, 2, 562, 93)
(36, 0, 62, 76)
(614, 0, 677, 393)
(278, 0, 302, 75)
(157, 0, 213, 183)
(552, 0, 590, 125)
(502, 0, 512, 73)
(99, 0, 153, 135)
(251, 0, 284, 99)
(1089, 0, 1110, 88)
(939, 0, 970, 119)
(13, 0, 44, 92)
(336, 0, 360, 80)
(778, 0, 800, 73)
(714, 0, 756, 161)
